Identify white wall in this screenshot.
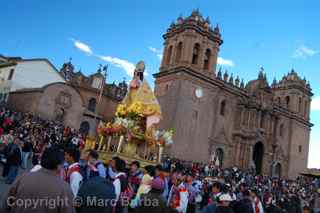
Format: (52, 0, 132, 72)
(0, 65, 14, 102)
(10, 60, 65, 91)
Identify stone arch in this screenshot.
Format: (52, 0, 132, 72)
(215, 148, 224, 167)
(79, 121, 90, 136)
(274, 162, 282, 177)
(253, 142, 264, 174)
(165, 45, 173, 65)
(285, 96, 290, 108)
(88, 98, 97, 112)
(220, 100, 226, 116)
(192, 43, 200, 65)
(175, 42, 183, 62)
(203, 48, 211, 70)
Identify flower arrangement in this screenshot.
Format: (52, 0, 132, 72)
(115, 104, 127, 117)
(99, 100, 174, 148)
(155, 128, 175, 147)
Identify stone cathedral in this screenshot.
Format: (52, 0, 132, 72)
(153, 10, 313, 178)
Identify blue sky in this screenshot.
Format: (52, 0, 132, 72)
(1, 0, 319, 167)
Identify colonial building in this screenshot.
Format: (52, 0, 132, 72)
(58, 60, 127, 134)
(154, 10, 313, 178)
(0, 56, 65, 103)
(5, 57, 127, 136)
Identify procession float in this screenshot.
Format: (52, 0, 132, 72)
(85, 61, 174, 166)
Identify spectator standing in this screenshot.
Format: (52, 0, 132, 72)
(1, 146, 76, 213)
(251, 189, 264, 213)
(76, 176, 116, 213)
(64, 147, 83, 197)
(87, 150, 106, 179)
(167, 172, 189, 213)
(21, 138, 33, 169)
(4, 138, 22, 184)
(112, 157, 130, 213)
(135, 177, 170, 213)
(129, 161, 143, 194)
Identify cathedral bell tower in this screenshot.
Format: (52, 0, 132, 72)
(160, 9, 223, 76)
(154, 10, 223, 161)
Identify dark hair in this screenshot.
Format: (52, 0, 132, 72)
(145, 165, 156, 177)
(114, 158, 126, 172)
(131, 161, 140, 168)
(64, 147, 80, 162)
(213, 182, 222, 191)
(242, 190, 250, 197)
(155, 164, 163, 171)
(41, 147, 64, 170)
(88, 150, 99, 159)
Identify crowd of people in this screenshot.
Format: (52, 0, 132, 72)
(0, 107, 320, 213)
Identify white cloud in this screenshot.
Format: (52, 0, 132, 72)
(311, 96, 320, 111)
(98, 55, 136, 77)
(217, 57, 234, 67)
(71, 38, 93, 55)
(293, 45, 318, 58)
(148, 46, 163, 61)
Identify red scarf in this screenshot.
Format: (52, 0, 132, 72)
(255, 199, 260, 213)
(65, 164, 81, 183)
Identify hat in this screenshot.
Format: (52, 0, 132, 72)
(219, 193, 233, 202)
(152, 177, 165, 190)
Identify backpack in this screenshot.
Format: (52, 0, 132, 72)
(88, 161, 103, 179)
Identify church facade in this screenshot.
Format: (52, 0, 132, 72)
(154, 10, 313, 178)
(7, 58, 127, 136)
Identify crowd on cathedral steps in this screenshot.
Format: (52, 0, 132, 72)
(0, 107, 319, 213)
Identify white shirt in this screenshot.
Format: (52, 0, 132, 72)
(167, 183, 189, 213)
(68, 162, 83, 197)
(113, 172, 126, 202)
(252, 199, 264, 213)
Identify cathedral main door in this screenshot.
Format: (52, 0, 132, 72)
(253, 142, 264, 174)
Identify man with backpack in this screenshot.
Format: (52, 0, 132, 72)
(87, 150, 106, 179)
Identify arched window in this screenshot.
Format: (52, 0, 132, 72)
(215, 148, 224, 167)
(165, 46, 173, 65)
(279, 124, 284, 137)
(298, 97, 302, 112)
(88, 98, 97, 112)
(192, 43, 200, 65)
(298, 145, 302, 153)
(285, 96, 290, 108)
(276, 97, 281, 105)
(203, 49, 211, 70)
(175, 42, 183, 62)
(220, 100, 226, 116)
(79, 121, 90, 136)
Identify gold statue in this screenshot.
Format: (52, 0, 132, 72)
(121, 61, 162, 157)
